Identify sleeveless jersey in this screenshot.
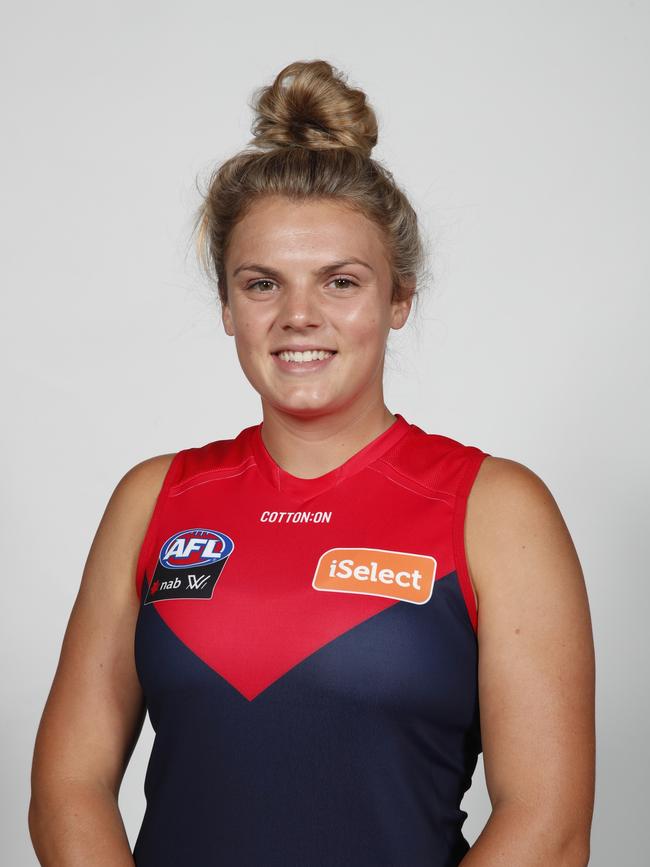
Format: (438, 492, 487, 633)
(132, 413, 490, 866)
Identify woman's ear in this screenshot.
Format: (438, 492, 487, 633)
(221, 302, 234, 337)
(390, 284, 415, 330)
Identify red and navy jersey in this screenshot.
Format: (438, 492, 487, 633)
(132, 413, 490, 866)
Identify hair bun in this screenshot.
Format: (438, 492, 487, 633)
(248, 59, 378, 159)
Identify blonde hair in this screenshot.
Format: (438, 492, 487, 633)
(192, 59, 427, 308)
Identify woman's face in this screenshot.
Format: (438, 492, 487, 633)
(222, 195, 413, 419)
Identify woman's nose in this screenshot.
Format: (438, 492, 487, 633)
(277, 284, 323, 328)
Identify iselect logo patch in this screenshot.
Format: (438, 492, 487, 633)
(312, 547, 437, 605)
(143, 528, 235, 605)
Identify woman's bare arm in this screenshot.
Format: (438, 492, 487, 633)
(28, 454, 175, 866)
(460, 457, 595, 866)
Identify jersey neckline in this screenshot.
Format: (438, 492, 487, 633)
(248, 412, 412, 501)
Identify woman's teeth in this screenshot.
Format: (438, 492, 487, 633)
(277, 350, 335, 363)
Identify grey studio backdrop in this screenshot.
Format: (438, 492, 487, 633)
(3, 2, 648, 865)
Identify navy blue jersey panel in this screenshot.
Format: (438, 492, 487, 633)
(133, 571, 480, 866)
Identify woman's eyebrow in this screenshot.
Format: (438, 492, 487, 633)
(232, 258, 374, 278)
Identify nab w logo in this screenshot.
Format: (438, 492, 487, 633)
(144, 528, 235, 605)
(187, 573, 211, 590)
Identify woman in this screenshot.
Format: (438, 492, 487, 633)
(29, 60, 595, 866)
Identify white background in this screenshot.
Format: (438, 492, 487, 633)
(3, 1, 648, 864)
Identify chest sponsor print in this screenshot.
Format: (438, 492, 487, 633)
(312, 547, 437, 605)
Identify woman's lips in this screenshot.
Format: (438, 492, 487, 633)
(271, 351, 337, 373)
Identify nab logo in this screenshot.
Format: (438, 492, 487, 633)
(312, 547, 437, 605)
(144, 528, 235, 605)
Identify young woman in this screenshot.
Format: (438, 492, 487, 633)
(29, 60, 595, 866)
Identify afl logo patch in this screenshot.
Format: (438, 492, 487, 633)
(143, 528, 235, 605)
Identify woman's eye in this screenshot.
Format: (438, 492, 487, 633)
(247, 280, 275, 292)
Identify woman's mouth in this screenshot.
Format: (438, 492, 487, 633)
(271, 349, 337, 372)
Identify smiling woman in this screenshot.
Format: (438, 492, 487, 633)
(29, 59, 595, 867)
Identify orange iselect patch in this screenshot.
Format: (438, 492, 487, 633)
(312, 547, 437, 605)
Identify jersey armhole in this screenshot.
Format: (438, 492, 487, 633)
(134, 450, 185, 602)
(451, 447, 490, 635)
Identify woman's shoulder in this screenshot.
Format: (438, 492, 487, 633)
(467, 455, 563, 550)
(117, 452, 179, 505)
(98, 453, 180, 557)
(466, 454, 580, 609)
(471, 453, 550, 495)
